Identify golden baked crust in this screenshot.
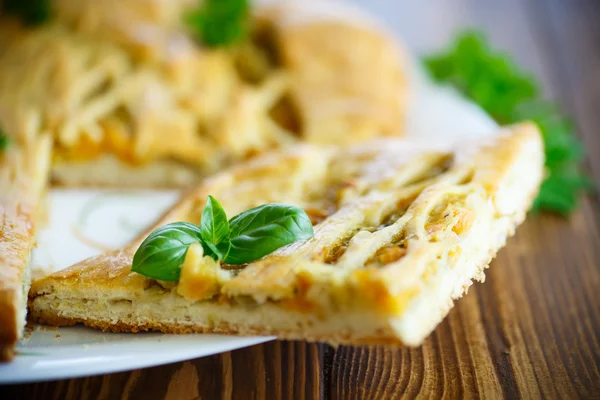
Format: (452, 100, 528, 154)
(30, 123, 544, 346)
(0, 0, 407, 187)
(0, 136, 52, 360)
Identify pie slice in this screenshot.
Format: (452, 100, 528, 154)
(29, 123, 543, 346)
(0, 136, 52, 360)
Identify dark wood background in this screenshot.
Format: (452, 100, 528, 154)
(2, 0, 600, 398)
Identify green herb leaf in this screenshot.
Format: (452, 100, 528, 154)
(199, 195, 231, 260)
(0, 131, 9, 151)
(225, 204, 314, 265)
(2, 0, 51, 25)
(131, 222, 204, 281)
(185, 0, 249, 48)
(423, 32, 591, 214)
(132, 200, 314, 280)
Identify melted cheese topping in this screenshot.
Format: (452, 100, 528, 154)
(177, 243, 231, 301)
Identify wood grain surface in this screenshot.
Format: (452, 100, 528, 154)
(2, 0, 600, 398)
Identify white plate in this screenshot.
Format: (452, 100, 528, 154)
(0, 27, 498, 387)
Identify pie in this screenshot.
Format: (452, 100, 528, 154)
(0, 0, 407, 187)
(0, 135, 52, 360)
(29, 122, 544, 345)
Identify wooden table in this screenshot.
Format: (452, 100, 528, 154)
(3, 0, 600, 398)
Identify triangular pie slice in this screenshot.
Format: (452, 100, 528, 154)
(29, 123, 543, 346)
(0, 136, 52, 360)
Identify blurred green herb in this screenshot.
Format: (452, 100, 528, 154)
(0, 129, 9, 151)
(424, 32, 591, 215)
(185, 0, 249, 48)
(2, 0, 51, 25)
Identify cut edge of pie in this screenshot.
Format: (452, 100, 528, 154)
(29, 122, 544, 346)
(0, 135, 52, 360)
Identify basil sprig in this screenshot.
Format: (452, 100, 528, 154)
(131, 197, 314, 281)
(185, 0, 249, 48)
(0, 131, 9, 151)
(2, 0, 51, 26)
(424, 32, 591, 215)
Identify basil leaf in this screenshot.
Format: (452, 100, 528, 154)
(185, 0, 249, 48)
(131, 222, 204, 281)
(199, 195, 231, 260)
(3, 0, 51, 26)
(0, 133, 8, 151)
(225, 204, 314, 265)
